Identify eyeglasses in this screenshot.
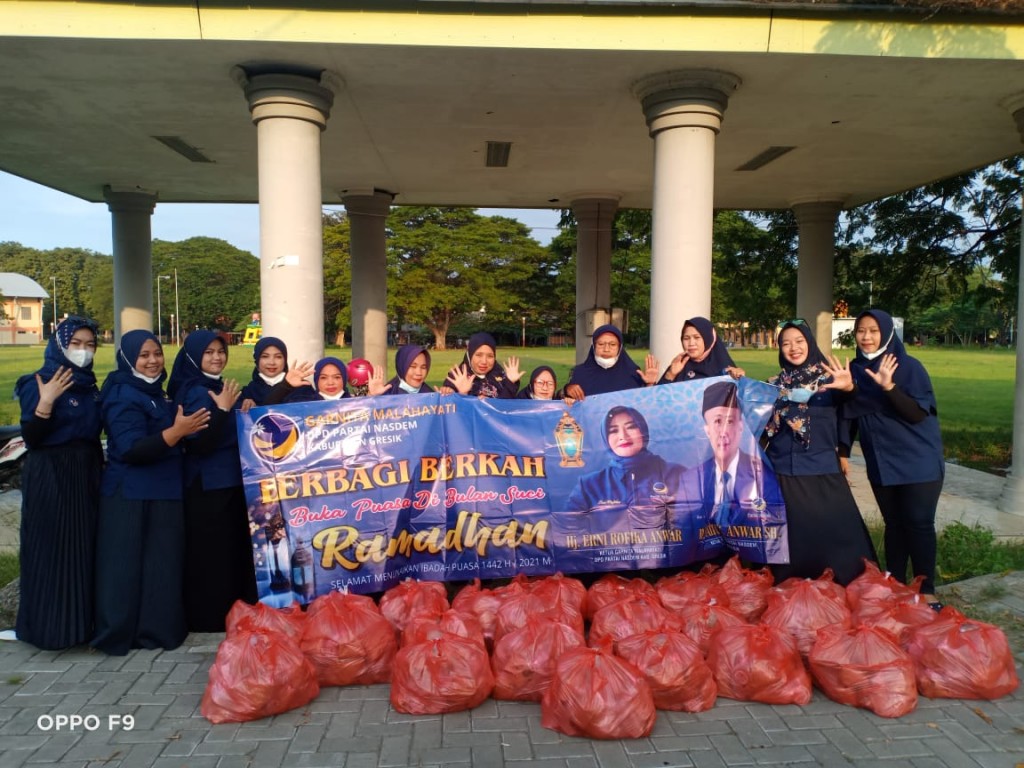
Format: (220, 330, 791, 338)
(779, 318, 807, 327)
(534, 380, 556, 388)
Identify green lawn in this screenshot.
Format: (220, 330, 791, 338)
(0, 342, 1013, 473)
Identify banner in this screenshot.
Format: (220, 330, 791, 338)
(238, 376, 788, 605)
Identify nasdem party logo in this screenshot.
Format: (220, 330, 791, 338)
(251, 413, 301, 462)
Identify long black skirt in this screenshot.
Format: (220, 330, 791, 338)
(183, 481, 257, 633)
(770, 472, 878, 587)
(17, 441, 101, 650)
(92, 491, 187, 656)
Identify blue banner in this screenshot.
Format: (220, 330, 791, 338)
(238, 376, 788, 605)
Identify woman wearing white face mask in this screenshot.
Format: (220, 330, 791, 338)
(239, 336, 288, 411)
(563, 324, 660, 400)
(14, 316, 103, 649)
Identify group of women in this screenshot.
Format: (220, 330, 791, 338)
(14, 307, 944, 651)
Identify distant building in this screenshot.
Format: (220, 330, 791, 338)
(0, 273, 49, 345)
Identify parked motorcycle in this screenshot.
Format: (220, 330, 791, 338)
(0, 425, 26, 491)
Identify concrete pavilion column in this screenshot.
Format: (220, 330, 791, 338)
(343, 190, 393, 376)
(792, 201, 843, 350)
(236, 69, 335, 364)
(103, 186, 158, 344)
(998, 99, 1024, 516)
(572, 196, 618, 364)
(633, 70, 740, 368)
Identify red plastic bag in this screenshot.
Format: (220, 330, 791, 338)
(300, 591, 397, 686)
(390, 634, 494, 714)
(773, 569, 847, 606)
(379, 579, 449, 633)
(201, 629, 319, 723)
(714, 556, 774, 622)
(403, 609, 487, 651)
(762, 577, 852, 657)
(707, 624, 812, 705)
(854, 595, 938, 644)
(845, 560, 923, 611)
(809, 624, 917, 718)
(905, 608, 1020, 699)
(541, 645, 656, 739)
(589, 596, 683, 648)
(615, 630, 717, 712)
(585, 574, 658, 619)
(451, 579, 509, 647)
(676, 600, 747, 655)
(656, 571, 731, 612)
(529, 572, 589, 621)
(491, 616, 585, 701)
(494, 589, 584, 642)
(224, 599, 306, 641)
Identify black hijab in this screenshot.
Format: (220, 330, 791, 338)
(568, 324, 644, 396)
(101, 329, 167, 399)
(674, 317, 737, 380)
(766, 320, 831, 446)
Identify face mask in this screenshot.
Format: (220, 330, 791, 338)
(260, 371, 286, 386)
(785, 387, 815, 404)
(132, 369, 162, 385)
(65, 349, 94, 368)
(595, 354, 619, 369)
(860, 329, 894, 361)
(319, 391, 345, 401)
(203, 371, 222, 381)
(398, 378, 419, 394)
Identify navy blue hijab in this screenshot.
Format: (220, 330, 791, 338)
(167, 330, 224, 401)
(845, 309, 937, 419)
(101, 329, 166, 399)
(243, 336, 289, 404)
(386, 345, 433, 394)
(568, 324, 644, 396)
(676, 317, 737, 380)
(517, 365, 558, 399)
(16, 315, 98, 398)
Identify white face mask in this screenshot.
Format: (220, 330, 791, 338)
(65, 349, 94, 368)
(202, 371, 222, 381)
(132, 369, 162, 385)
(319, 391, 345, 401)
(260, 371, 286, 386)
(398, 378, 419, 394)
(861, 329, 895, 361)
(595, 354, 619, 369)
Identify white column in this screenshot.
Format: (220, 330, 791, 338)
(343, 190, 393, 376)
(104, 186, 158, 344)
(793, 201, 843, 350)
(634, 70, 740, 368)
(571, 196, 618, 364)
(237, 69, 335, 364)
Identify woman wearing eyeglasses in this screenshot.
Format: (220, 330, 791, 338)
(563, 324, 659, 400)
(837, 309, 944, 607)
(762, 320, 877, 585)
(516, 365, 562, 400)
(14, 316, 103, 650)
(658, 316, 744, 384)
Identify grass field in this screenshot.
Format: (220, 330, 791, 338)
(0, 342, 1013, 472)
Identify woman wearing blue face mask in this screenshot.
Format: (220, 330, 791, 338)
(93, 330, 212, 655)
(762, 320, 876, 586)
(14, 316, 103, 650)
(837, 309, 944, 607)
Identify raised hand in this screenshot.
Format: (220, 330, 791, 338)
(821, 355, 854, 392)
(447, 364, 473, 395)
(863, 353, 898, 391)
(665, 353, 687, 381)
(35, 366, 73, 414)
(286, 360, 315, 388)
(641, 354, 660, 386)
(209, 379, 241, 411)
(504, 356, 522, 384)
(164, 404, 210, 446)
(367, 366, 389, 396)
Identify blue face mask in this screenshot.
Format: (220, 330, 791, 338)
(785, 387, 815, 404)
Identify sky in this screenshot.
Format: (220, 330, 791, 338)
(0, 171, 563, 256)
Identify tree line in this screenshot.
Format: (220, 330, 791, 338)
(0, 154, 1018, 347)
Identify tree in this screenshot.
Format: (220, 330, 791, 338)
(151, 238, 259, 332)
(322, 211, 352, 346)
(385, 207, 546, 349)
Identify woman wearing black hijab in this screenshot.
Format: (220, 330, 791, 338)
(564, 324, 658, 399)
(444, 332, 521, 398)
(516, 365, 561, 400)
(838, 309, 944, 605)
(371, 344, 436, 395)
(762, 320, 876, 585)
(658, 316, 744, 384)
(240, 336, 288, 410)
(14, 316, 103, 649)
